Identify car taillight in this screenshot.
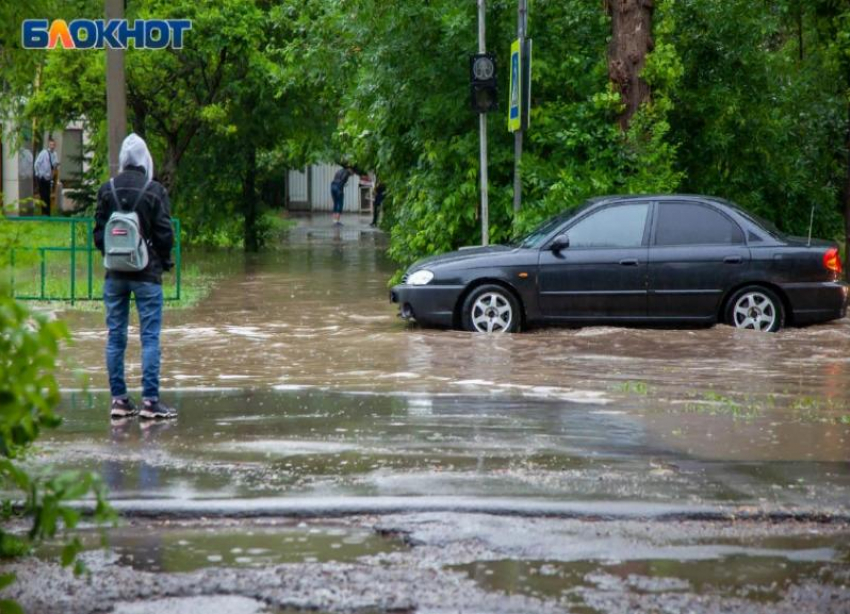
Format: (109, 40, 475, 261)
(823, 248, 842, 275)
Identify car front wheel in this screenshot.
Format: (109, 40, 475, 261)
(725, 286, 784, 333)
(461, 285, 521, 334)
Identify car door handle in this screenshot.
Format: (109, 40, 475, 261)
(723, 256, 743, 264)
(619, 258, 640, 267)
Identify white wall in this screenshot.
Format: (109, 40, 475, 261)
(310, 163, 360, 212)
(288, 168, 308, 203)
(1, 131, 32, 213)
(287, 163, 363, 212)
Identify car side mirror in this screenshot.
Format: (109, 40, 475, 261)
(550, 233, 570, 252)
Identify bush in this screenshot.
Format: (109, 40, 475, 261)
(0, 289, 113, 608)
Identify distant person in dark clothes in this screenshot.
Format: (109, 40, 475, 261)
(93, 133, 176, 422)
(34, 137, 58, 215)
(330, 165, 356, 225)
(370, 182, 386, 228)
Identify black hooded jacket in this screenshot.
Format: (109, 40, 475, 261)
(94, 166, 174, 284)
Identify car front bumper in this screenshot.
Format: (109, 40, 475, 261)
(780, 281, 849, 325)
(390, 284, 465, 328)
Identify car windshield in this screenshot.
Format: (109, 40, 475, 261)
(514, 216, 567, 249)
(513, 201, 600, 248)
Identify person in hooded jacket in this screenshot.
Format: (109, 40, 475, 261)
(94, 134, 177, 420)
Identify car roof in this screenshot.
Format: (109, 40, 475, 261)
(587, 194, 729, 206)
(582, 194, 753, 218)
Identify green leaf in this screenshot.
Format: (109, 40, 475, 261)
(0, 599, 25, 614)
(60, 538, 82, 568)
(0, 573, 16, 591)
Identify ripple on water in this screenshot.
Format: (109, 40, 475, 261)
(219, 440, 358, 456)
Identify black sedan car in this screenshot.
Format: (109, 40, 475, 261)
(391, 195, 848, 333)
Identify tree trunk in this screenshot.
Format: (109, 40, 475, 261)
(131, 100, 147, 139)
(158, 142, 178, 192)
(243, 145, 259, 253)
(606, 0, 654, 130)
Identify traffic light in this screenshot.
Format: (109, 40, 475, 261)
(470, 53, 498, 114)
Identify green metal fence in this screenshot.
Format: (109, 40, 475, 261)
(8, 216, 182, 304)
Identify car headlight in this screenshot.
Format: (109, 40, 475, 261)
(407, 269, 435, 285)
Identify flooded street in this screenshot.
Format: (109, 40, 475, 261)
(12, 215, 850, 613)
(58, 216, 850, 406)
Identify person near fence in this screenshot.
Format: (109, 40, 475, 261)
(93, 133, 177, 421)
(33, 137, 58, 216)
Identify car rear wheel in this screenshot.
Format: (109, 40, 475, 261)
(725, 286, 784, 333)
(461, 285, 521, 334)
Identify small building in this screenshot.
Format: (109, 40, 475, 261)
(286, 163, 373, 213)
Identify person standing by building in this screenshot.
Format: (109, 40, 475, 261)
(93, 133, 176, 421)
(33, 137, 58, 215)
(330, 164, 356, 225)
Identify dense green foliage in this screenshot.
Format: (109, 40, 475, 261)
(337, 0, 848, 270)
(0, 235, 114, 605)
(4, 0, 850, 266)
(0, 288, 114, 606)
(337, 0, 683, 270)
(669, 0, 847, 240)
(12, 0, 343, 251)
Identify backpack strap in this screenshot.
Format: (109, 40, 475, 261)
(108, 178, 120, 210)
(109, 177, 152, 213)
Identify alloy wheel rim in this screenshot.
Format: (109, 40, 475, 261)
(733, 292, 776, 332)
(471, 292, 513, 333)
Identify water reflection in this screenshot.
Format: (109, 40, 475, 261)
(37, 388, 850, 507)
(38, 520, 406, 573)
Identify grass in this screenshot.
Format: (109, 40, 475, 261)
(677, 391, 850, 424)
(8, 253, 215, 310)
(3, 216, 218, 311)
(10, 262, 217, 312)
(612, 375, 850, 425)
(681, 391, 764, 420)
(614, 380, 650, 395)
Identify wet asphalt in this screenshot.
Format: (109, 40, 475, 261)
(6, 214, 850, 613)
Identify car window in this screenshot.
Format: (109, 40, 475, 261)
(566, 203, 649, 248)
(725, 204, 785, 240)
(655, 203, 744, 246)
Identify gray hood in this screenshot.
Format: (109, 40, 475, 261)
(118, 133, 154, 181)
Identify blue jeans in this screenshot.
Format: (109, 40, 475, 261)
(331, 183, 344, 214)
(104, 278, 163, 400)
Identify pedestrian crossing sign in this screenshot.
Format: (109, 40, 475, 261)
(508, 39, 521, 132)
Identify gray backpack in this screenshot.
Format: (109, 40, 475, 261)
(103, 178, 151, 272)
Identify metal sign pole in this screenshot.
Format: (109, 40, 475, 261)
(106, 0, 126, 178)
(513, 0, 527, 214)
(478, 0, 489, 246)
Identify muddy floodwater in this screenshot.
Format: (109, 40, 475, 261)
(13, 215, 850, 613)
(56, 217, 850, 406)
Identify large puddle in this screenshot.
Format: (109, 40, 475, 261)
(28, 215, 849, 511)
(454, 551, 848, 609)
(38, 519, 406, 573)
(33, 387, 849, 508)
